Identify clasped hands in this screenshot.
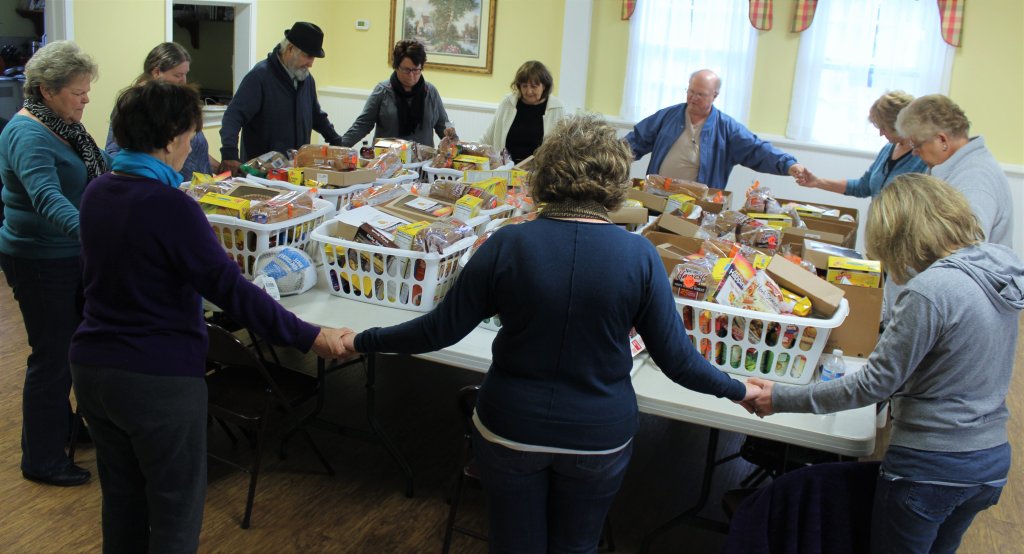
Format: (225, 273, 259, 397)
(311, 327, 361, 360)
(734, 378, 775, 418)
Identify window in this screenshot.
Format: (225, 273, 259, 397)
(786, 0, 953, 150)
(621, 0, 757, 124)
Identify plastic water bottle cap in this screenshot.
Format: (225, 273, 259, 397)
(833, 349, 844, 358)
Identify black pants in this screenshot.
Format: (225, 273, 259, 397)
(72, 364, 207, 554)
(0, 253, 81, 475)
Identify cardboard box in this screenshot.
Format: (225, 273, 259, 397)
(643, 231, 707, 275)
(749, 213, 793, 230)
(452, 154, 490, 171)
(225, 181, 280, 201)
(766, 255, 845, 318)
(782, 224, 854, 249)
(774, 197, 859, 222)
(609, 205, 649, 225)
(200, 193, 250, 219)
(394, 221, 431, 250)
(629, 185, 732, 215)
(454, 195, 484, 221)
(654, 212, 702, 237)
(303, 167, 376, 187)
(826, 284, 883, 358)
(373, 138, 414, 163)
(378, 194, 455, 223)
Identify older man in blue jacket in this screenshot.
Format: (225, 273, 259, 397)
(219, 22, 344, 174)
(625, 69, 806, 190)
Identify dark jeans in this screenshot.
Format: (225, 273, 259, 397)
(72, 364, 208, 554)
(870, 469, 1003, 554)
(0, 253, 82, 475)
(472, 426, 633, 554)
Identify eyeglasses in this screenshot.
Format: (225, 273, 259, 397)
(398, 66, 423, 75)
(908, 135, 937, 151)
(686, 88, 716, 101)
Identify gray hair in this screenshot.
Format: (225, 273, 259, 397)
(24, 40, 98, 102)
(689, 69, 721, 93)
(279, 37, 293, 52)
(895, 94, 971, 142)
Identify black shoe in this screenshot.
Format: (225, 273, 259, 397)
(22, 464, 91, 487)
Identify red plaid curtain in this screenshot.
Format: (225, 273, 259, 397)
(749, 0, 773, 30)
(936, 0, 965, 47)
(791, 0, 818, 32)
(621, 0, 636, 20)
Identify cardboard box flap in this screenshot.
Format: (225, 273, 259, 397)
(766, 255, 845, 318)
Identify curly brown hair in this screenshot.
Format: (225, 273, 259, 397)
(529, 114, 632, 211)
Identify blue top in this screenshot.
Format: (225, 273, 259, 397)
(0, 114, 111, 259)
(106, 124, 212, 182)
(355, 218, 745, 451)
(69, 172, 319, 378)
(845, 143, 927, 198)
(625, 104, 797, 189)
(220, 46, 343, 162)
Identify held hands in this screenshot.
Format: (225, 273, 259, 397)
(739, 378, 775, 418)
(311, 327, 357, 359)
(788, 163, 813, 186)
(340, 330, 357, 354)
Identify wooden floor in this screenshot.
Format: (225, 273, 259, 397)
(0, 281, 1021, 553)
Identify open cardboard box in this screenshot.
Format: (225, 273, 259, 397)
(629, 184, 732, 215)
(782, 218, 857, 249)
(302, 167, 376, 187)
(826, 283, 883, 358)
(766, 254, 845, 318)
(377, 194, 455, 223)
(609, 205, 649, 225)
(653, 212, 703, 237)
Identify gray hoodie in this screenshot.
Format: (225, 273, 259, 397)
(774, 243, 1024, 453)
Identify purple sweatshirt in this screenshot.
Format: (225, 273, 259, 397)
(69, 173, 319, 378)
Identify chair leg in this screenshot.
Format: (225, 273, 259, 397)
(441, 468, 467, 554)
(215, 417, 239, 445)
(241, 420, 268, 530)
(299, 429, 335, 476)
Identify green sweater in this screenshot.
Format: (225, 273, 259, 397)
(0, 115, 106, 258)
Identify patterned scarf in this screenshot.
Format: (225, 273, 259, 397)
(537, 198, 612, 223)
(24, 98, 108, 181)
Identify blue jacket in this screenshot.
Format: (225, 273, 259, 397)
(220, 46, 343, 162)
(845, 143, 927, 198)
(625, 104, 797, 189)
(356, 218, 745, 451)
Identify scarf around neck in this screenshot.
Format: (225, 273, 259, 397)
(537, 198, 612, 223)
(111, 150, 184, 189)
(390, 71, 426, 137)
(24, 98, 108, 181)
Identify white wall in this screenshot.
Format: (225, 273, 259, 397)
(320, 86, 1024, 257)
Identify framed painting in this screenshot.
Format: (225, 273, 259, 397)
(389, 0, 497, 74)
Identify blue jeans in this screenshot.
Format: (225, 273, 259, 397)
(72, 364, 208, 554)
(870, 469, 1003, 554)
(471, 427, 633, 554)
(0, 253, 82, 475)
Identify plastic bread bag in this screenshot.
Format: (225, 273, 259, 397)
(248, 189, 315, 224)
(733, 270, 786, 314)
(781, 204, 806, 229)
(457, 141, 503, 169)
(349, 183, 407, 208)
(738, 225, 781, 252)
(415, 144, 436, 163)
(370, 150, 403, 179)
(643, 174, 709, 199)
(240, 151, 289, 178)
(432, 128, 460, 168)
(743, 181, 773, 212)
(416, 180, 501, 210)
(186, 175, 234, 201)
(412, 219, 474, 254)
(294, 145, 359, 170)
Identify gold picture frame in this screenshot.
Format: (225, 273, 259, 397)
(389, 0, 497, 74)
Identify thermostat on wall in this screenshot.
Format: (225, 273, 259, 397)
(355, 19, 370, 31)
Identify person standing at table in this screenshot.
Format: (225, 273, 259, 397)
(106, 42, 219, 181)
(625, 69, 806, 189)
(339, 39, 451, 148)
(70, 81, 351, 552)
(0, 41, 109, 487)
(218, 22, 344, 175)
(797, 91, 926, 198)
(745, 173, 1021, 554)
(480, 60, 565, 163)
(341, 114, 759, 553)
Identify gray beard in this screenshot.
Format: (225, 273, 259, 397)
(294, 68, 310, 81)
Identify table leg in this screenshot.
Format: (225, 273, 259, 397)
(639, 428, 729, 553)
(292, 353, 415, 498)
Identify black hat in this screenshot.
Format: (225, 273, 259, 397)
(284, 22, 325, 58)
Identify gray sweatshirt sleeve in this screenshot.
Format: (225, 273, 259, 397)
(774, 289, 940, 414)
(341, 84, 386, 147)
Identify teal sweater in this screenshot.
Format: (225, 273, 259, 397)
(0, 115, 108, 258)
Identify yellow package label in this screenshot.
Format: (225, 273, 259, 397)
(288, 167, 305, 185)
(779, 287, 812, 317)
(199, 193, 250, 219)
(453, 154, 491, 171)
(753, 252, 772, 270)
(749, 213, 793, 230)
(471, 176, 508, 199)
(394, 221, 431, 250)
(711, 257, 731, 281)
(373, 139, 413, 163)
(826, 256, 882, 288)
(454, 194, 484, 221)
(665, 193, 696, 214)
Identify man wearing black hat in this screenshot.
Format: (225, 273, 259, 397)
(219, 22, 343, 174)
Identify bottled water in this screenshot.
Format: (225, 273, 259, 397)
(819, 349, 846, 382)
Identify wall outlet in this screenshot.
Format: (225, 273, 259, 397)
(355, 19, 370, 31)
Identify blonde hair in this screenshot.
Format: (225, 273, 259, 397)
(135, 42, 190, 85)
(24, 41, 98, 102)
(895, 94, 970, 143)
(866, 173, 983, 284)
(868, 90, 914, 134)
(529, 114, 632, 211)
